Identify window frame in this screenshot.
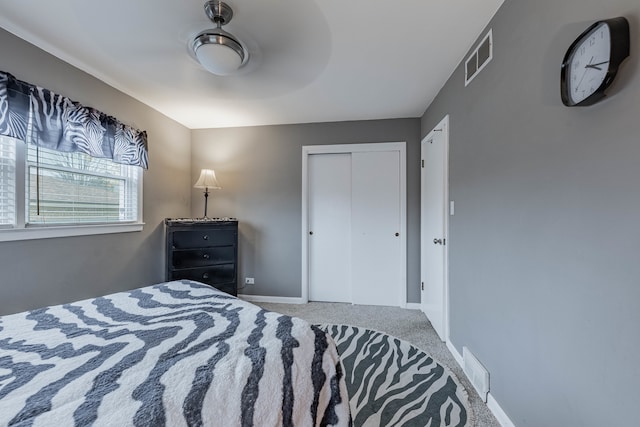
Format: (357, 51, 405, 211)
(0, 137, 144, 242)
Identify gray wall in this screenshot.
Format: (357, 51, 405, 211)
(422, 0, 640, 425)
(191, 119, 422, 302)
(0, 29, 191, 315)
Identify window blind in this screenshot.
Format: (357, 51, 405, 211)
(26, 145, 139, 225)
(0, 137, 16, 227)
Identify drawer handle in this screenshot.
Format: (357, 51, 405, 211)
(203, 253, 210, 260)
(202, 273, 210, 280)
(203, 235, 209, 240)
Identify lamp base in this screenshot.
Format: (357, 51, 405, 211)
(202, 190, 209, 218)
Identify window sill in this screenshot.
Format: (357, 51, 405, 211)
(0, 223, 144, 242)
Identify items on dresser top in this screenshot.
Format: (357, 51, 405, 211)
(165, 218, 238, 296)
(166, 217, 237, 223)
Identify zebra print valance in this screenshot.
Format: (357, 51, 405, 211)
(0, 70, 148, 169)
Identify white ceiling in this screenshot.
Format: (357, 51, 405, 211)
(0, 0, 504, 129)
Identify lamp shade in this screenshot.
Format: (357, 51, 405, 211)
(194, 169, 222, 190)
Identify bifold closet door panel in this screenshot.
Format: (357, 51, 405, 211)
(351, 150, 402, 306)
(307, 153, 352, 303)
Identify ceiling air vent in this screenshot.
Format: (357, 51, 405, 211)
(465, 29, 493, 86)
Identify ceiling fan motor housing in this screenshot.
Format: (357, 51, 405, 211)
(192, 1, 249, 76)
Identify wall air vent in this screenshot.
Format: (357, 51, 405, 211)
(465, 29, 493, 86)
(463, 346, 490, 402)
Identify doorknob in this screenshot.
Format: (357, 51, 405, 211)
(433, 238, 443, 245)
(309, 231, 313, 235)
(395, 232, 399, 237)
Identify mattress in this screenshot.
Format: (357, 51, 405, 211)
(0, 280, 350, 426)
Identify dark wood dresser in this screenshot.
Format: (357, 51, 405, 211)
(165, 218, 238, 296)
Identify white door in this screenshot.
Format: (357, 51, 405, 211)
(421, 116, 449, 341)
(304, 143, 406, 307)
(308, 153, 352, 303)
(351, 151, 402, 306)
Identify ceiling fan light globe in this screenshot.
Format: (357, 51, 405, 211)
(192, 29, 248, 76)
(196, 43, 241, 75)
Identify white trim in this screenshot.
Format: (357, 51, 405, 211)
(302, 142, 402, 155)
(138, 168, 144, 223)
(442, 116, 451, 342)
(238, 294, 306, 304)
(446, 339, 516, 427)
(398, 144, 408, 306)
(465, 29, 493, 86)
(301, 149, 310, 304)
(447, 339, 464, 367)
(301, 142, 407, 307)
(405, 303, 421, 310)
(0, 223, 144, 242)
(487, 394, 517, 427)
(15, 138, 26, 228)
(0, 136, 145, 242)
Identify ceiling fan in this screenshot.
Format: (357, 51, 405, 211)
(190, 1, 250, 76)
(182, 0, 331, 99)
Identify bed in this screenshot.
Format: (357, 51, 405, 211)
(0, 280, 351, 426)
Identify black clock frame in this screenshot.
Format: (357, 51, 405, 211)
(560, 17, 630, 107)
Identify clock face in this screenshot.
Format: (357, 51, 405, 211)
(567, 22, 611, 105)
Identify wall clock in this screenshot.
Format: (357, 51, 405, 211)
(560, 17, 630, 107)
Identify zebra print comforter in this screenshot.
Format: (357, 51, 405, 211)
(0, 280, 351, 426)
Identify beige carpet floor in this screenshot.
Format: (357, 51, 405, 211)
(254, 301, 501, 427)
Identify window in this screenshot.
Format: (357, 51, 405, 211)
(0, 137, 16, 227)
(0, 135, 142, 240)
(0, 70, 148, 241)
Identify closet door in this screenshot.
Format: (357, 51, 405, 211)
(351, 151, 401, 306)
(307, 147, 403, 306)
(307, 153, 352, 303)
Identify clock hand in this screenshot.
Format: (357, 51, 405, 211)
(574, 56, 594, 93)
(585, 61, 609, 70)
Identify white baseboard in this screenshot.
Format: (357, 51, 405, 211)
(241, 296, 421, 308)
(487, 394, 516, 427)
(446, 339, 464, 366)
(238, 294, 306, 304)
(446, 338, 516, 427)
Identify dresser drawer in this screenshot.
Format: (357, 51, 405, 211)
(165, 219, 238, 296)
(214, 283, 237, 296)
(171, 229, 236, 249)
(170, 264, 236, 285)
(171, 247, 235, 269)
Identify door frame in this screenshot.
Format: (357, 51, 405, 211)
(302, 142, 407, 306)
(421, 115, 450, 341)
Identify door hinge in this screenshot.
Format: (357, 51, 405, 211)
(421, 282, 424, 291)
(421, 159, 424, 168)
